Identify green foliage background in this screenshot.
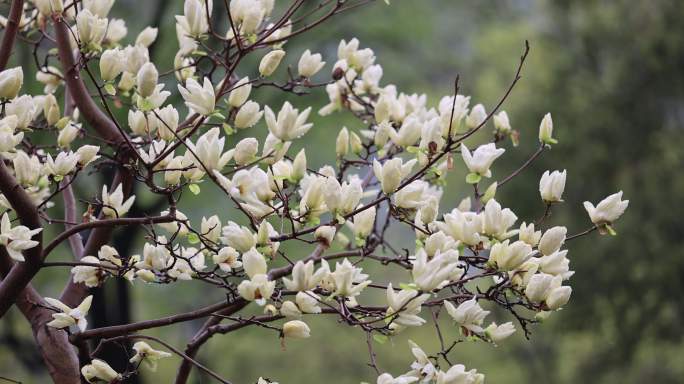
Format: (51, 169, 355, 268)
(1, 0, 683, 383)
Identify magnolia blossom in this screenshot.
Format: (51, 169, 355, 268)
(259, 49, 286, 76)
(264, 102, 313, 141)
(435, 364, 485, 384)
(45, 295, 93, 332)
(539, 112, 557, 144)
(178, 77, 215, 115)
(76, 9, 108, 47)
(282, 320, 310, 338)
(81, 359, 121, 383)
(583, 191, 629, 225)
(539, 170, 566, 202)
(331, 258, 371, 298)
(444, 297, 490, 333)
(0, 67, 23, 99)
(386, 284, 430, 327)
(373, 157, 416, 194)
(538, 226, 567, 256)
(227, 76, 252, 107)
(484, 322, 516, 343)
(282, 260, 328, 291)
(460, 142, 505, 179)
(129, 341, 171, 371)
(488, 240, 533, 271)
(0, 213, 42, 262)
(101, 184, 135, 217)
(298, 49, 326, 77)
(234, 100, 263, 129)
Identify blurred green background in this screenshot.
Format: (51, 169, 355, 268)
(1, 0, 683, 383)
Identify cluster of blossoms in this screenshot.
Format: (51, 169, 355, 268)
(0, 0, 629, 383)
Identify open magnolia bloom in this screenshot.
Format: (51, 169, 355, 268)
(45, 295, 93, 332)
(0, 1, 630, 383)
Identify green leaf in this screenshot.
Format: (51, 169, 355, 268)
(104, 83, 116, 96)
(399, 283, 418, 291)
(222, 123, 235, 135)
(465, 173, 481, 184)
(210, 111, 226, 120)
(373, 334, 388, 344)
(187, 233, 200, 244)
(189, 184, 201, 195)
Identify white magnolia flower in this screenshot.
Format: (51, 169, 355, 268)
(264, 101, 313, 141)
(298, 49, 326, 78)
(373, 157, 416, 194)
(58, 122, 81, 148)
(349, 205, 376, 240)
(376, 373, 418, 384)
(525, 273, 571, 310)
(178, 77, 215, 116)
(154, 105, 180, 141)
(45, 151, 79, 178)
(323, 177, 362, 215)
(0, 115, 22, 152)
(386, 283, 430, 327)
(135, 27, 159, 47)
(76, 9, 108, 47)
(213, 246, 242, 272)
(221, 222, 256, 252)
(336, 127, 349, 157)
(482, 199, 518, 240)
(0, 213, 42, 262)
(439, 208, 482, 247)
(227, 76, 252, 107)
(538, 226, 567, 256)
(129, 341, 171, 371)
(484, 322, 516, 343)
(331, 258, 371, 298)
(444, 297, 490, 333)
(7, 95, 38, 130)
(435, 364, 485, 384)
(187, 127, 232, 173)
(389, 115, 422, 147)
(465, 103, 487, 129)
(518, 222, 541, 247)
(12, 151, 42, 187)
(242, 247, 267, 279)
(32, 0, 64, 16)
(583, 191, 629, 225)
(282, 320, 310, 338)
(493, 110, 511, 134)
(200, 215, 221, 244)
(136, 62, 158, 98)
(36, 66, 63, 94)
(0, 67, 23, 99)
(237, 274, 275, 305)
(183, 0, 210, 37)
(71, 256, 102, 287)
(45, 295, 93, 332)
(82, 0, 115, 17)
(460, 142, 505, 178)
(488, 240, 534, 271)
(43, 94, 61, 125)
(412, 248, 460, 292)
(81, 359, 121, 383)
(295, 291, 322, 314)
(282, 260, 329, 292)
(539, 170, 566, 203)
(538, 250, 574, 279)
(407, 340, 438, 382)
(234, 137, 259, 165)
(101, 184, 135, 218)
(234, 100, 263, 129)
(135, 240, 171, 271)
(259, 49, 285, 76)
(314, 225, 336, 245)
(538, 112, 557, 144)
